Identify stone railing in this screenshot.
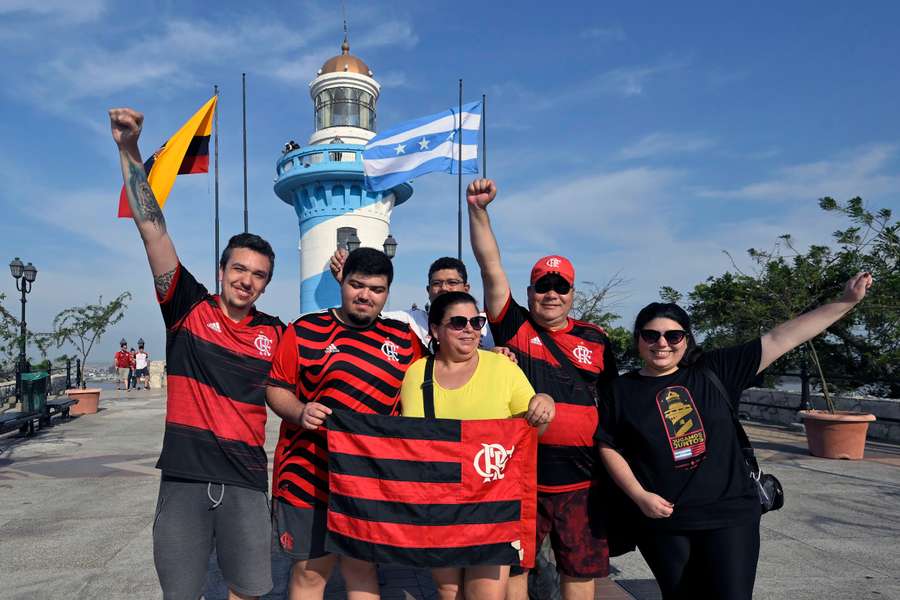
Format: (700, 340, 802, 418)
(739, 388, 900, 444)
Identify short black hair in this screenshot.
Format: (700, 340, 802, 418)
(343, 247, 393, 286)
(428, 257, 468, 283)
(633, 302, 702, 366)
(219, 233, 276, 283)
(427, 291, 479, 353)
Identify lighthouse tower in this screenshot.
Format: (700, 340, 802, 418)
(274, 36, 413, 312)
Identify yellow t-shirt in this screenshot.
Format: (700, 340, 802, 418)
(400, 350, 535, 420)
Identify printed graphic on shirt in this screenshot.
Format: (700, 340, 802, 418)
(655, 386, 707, 468)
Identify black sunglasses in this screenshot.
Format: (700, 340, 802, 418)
(533, 278, 571, 295)
(640, 329, 687, 345)
(443, 315, 487, 331)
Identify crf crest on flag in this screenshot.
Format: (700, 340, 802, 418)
(325, 410, 538, 568)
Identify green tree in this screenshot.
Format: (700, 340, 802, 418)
(51, 292, 132, 387)
(570, 274, 639, 371)
(667, 197, 899, 398)
(0, 292, 55, 373)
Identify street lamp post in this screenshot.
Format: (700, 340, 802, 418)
(9, 257, 37, 402)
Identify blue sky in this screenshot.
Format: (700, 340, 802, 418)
(2, 0, 899, 363)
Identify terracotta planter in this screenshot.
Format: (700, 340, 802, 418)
(799, 410, 876, 460)
(67, 388, 101, 415)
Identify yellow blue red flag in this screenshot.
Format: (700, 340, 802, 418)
(118, 95, 217, 218)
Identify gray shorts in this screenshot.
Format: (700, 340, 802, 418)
(273, 497, 329, 561)
(153, 476, 272, 598)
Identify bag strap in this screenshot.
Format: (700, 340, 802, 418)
(699, 365, 759, 472)
(421, 355, 436, 419)
(527, 314, 597, 405)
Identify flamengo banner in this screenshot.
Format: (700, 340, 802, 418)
(326, 410, 538, 568)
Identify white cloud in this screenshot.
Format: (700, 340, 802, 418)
(590, 58, 688, 97)
(619, 132, 717, 160)
(0, 0, 105, 23)
(698, 143, 900, 202)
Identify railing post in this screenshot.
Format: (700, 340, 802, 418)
(76, 358, 82, 389)
(66, 359, 72, 390)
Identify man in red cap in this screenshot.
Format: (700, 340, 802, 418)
(468, 178, 618, 600)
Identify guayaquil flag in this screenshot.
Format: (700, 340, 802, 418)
(117, 95, 217, 218)
(325, 410, 538, 568)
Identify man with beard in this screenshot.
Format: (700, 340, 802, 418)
(267, 247, 426, 600)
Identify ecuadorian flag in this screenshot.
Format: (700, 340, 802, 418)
(117, 96, 217, 218)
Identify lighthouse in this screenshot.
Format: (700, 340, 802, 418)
(274, 36, 413, 312)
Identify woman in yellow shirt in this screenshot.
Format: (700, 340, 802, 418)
(400, 291, 555, 600)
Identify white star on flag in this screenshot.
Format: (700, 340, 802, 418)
(394, 143, 406, 155)
(418, 137, 430, 150)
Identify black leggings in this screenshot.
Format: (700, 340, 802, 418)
(637, 518, 760, 600)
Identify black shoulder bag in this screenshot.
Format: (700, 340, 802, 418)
(700, 366, 784, 514)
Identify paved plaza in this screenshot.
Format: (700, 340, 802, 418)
(1, 388, 899, 599)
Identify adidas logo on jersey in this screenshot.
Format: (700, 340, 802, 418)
(529, 336, 543, 346)
(324, 344, 340, 354)
(207, 322, 222, 333)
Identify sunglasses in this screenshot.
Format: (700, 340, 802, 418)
(443, 315, 487, 331)
(533, 278, 571, 295)
(640, 329, 687, 345)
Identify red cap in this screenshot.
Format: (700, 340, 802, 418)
(530, 255, 575, 286)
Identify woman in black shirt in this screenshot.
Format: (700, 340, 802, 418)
(596, 272, 872, 599)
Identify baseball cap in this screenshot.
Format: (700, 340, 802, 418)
(530, 255, 575, 287)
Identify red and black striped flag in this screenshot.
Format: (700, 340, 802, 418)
(326, 410, 538, 568)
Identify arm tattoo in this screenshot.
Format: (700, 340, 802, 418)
(154, 267, 177, 297)
(127, 160, 166, 231)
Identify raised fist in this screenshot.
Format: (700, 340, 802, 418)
(109, 107, 144, 149)
(466, 178, 497, 210)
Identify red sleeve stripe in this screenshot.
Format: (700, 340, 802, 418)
(156, 263, 183, 305)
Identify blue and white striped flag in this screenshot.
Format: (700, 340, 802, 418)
(363, 101, 481, 192)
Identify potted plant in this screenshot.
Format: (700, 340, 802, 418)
(665, 197, 897, 459)
(52, 292, 131, 415)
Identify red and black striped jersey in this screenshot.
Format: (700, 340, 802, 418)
(268, 310, 427, 509)
(156, 263, 284, 491)
(489, 294, 618, 493)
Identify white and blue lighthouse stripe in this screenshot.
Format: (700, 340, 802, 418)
(363, 101, 481, 191)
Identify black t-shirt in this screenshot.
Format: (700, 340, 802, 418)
(596, 339, 763, 530)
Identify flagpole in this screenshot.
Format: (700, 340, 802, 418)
(482, 93, 487, 178)
(457, 79, 463, 261)
(214, 84, 220, 294)
(242, 73, 249, 233)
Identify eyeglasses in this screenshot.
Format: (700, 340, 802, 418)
(639, 329, 687, 345)
(533, 278, 571, 295)
(443, 315, 487, 331)
(429, 278, 465, 289)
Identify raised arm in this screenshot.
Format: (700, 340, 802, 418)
(467, 178, 511, 319)
(758, 272, 873, 374)
(109, 108, 179, 297)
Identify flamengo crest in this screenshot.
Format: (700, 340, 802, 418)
(572, 344, 593, 365)
(473, 443, 515, 483)
(545, 257, 561, 268)
(381, 339, 400, 362)
(254, 333, 273, 357)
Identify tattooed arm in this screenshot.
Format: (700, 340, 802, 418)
(109, 108, 179, 296)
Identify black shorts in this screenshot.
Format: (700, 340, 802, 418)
(272, 498, 330, 561)
(135, 367, 149, 377)
(153, 477, 272, 597)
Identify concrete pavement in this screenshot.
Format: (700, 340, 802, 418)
(1, 387, 898, 599)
